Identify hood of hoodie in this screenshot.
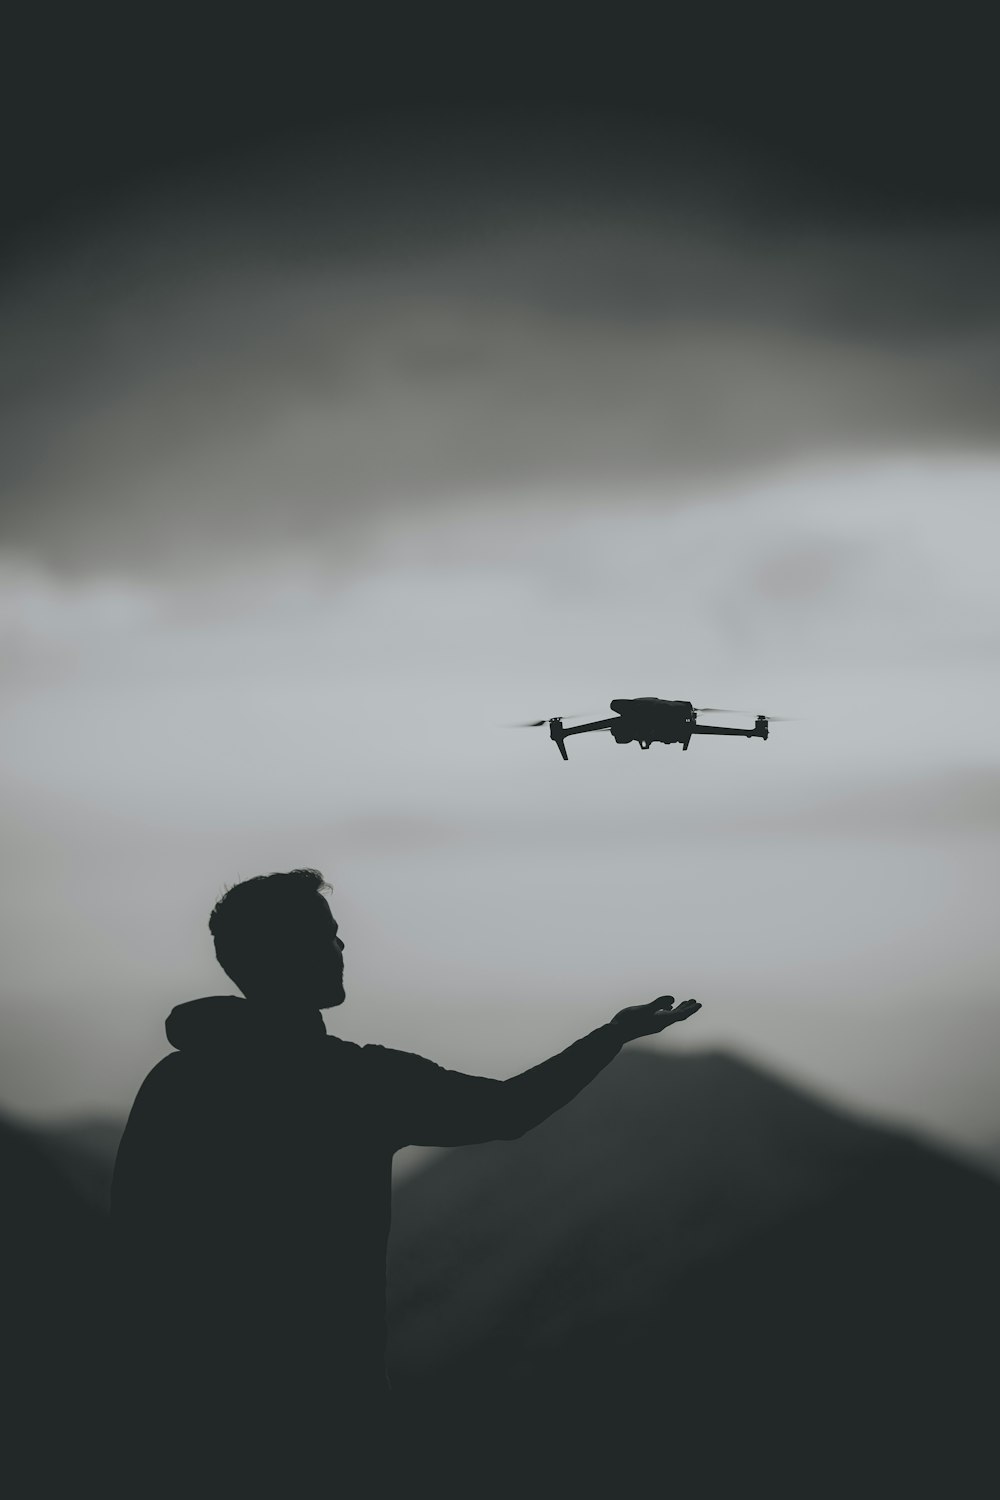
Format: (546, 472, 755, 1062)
(165, 995, 328, 1053)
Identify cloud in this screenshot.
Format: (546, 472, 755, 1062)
(2, 139, 998, 572)
(2, 454, 998, 841)
(0, 552, 160, 683)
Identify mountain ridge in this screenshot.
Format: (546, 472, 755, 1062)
(387, 1045, 1000, 1496)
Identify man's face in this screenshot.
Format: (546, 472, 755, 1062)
(290, 895, 346, 1009)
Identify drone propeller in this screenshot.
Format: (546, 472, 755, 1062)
(507, 711, 595, 728)
(696, 706, 797, 721)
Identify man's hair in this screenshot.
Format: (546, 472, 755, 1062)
(209, 868, 331, 984)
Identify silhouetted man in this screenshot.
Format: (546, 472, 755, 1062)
(112, 868, 700, 1496)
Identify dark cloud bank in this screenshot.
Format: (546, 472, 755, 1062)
(2, 124, 999, 575)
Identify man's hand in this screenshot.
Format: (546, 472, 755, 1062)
(610, 995, 702, 1041)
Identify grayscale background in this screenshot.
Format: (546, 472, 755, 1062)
(3, 5, 998, 1169)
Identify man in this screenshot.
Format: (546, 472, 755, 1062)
(112, 868, 700, 1496)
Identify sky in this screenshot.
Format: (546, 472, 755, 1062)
(1, 109, 999, 1159)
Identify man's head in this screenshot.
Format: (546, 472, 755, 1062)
(208, 868, 345, 1009)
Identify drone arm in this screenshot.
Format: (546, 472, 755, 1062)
(559, 717, 618, 738)
(691, 724, 755, 737)
(691, 719, 769, 740)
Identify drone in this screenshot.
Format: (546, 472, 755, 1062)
(516, 698, 786, 760)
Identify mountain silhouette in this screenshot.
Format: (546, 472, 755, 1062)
(33, 1117, 123, 1210)
(0, 1113, 112, 1493)
(388, 1049, 1000, 1498)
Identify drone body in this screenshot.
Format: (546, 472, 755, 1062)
(534, 698, 773, 760)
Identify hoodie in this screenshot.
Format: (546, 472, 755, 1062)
(111, 995, 624, 1481)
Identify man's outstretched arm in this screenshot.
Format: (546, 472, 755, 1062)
(370, 996, 701, 1148)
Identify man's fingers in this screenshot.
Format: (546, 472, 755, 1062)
(611, 996, 701, 1037)
(657, 999, 701, 1027)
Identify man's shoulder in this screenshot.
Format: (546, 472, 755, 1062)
(133, 1051, 184, 1099)
(353, 1040, 445, 1080)
(118, 1054, 194, 1149)
(323, 1033, 365, 1066)
(322, 1034, 407, 1076)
